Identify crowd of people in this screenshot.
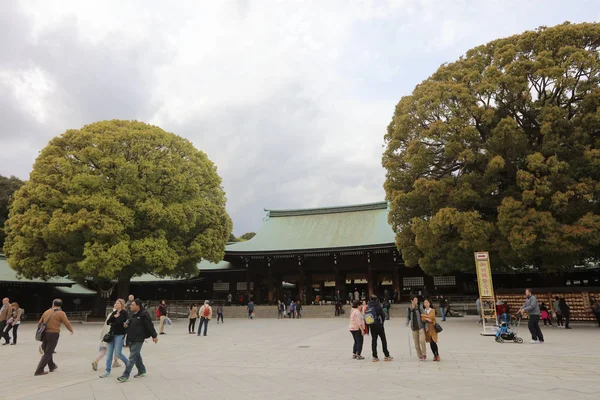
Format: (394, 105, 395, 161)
(8, 286, 598, 382)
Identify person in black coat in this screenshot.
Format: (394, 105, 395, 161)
(365, 295, 393, 362)
(558, 298, 571, 329)
(117, 299, 158, 382)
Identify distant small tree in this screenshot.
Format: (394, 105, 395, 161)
(4, 120, 232, 297)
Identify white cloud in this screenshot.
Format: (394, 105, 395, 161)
(0, 0, 595, 233)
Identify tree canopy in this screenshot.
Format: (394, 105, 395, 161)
(383, 22, 600, 275)
(3, 120, 232, 294)
(0, 175, 24, 250)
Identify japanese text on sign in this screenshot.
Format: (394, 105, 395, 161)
(474, 252, 494, 298)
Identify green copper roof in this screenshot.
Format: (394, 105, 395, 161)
(226, 201, 396, 255)
(0, 257, 74, 285)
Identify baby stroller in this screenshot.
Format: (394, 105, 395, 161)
(495, 314, 523, 343)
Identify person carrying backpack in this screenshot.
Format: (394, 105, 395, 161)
(197, 301, 212, 336)
(364, 295, 393, 363)
(117, 299, 157, 382)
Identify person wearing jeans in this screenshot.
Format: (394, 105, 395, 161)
(197, 301, 212, 336)
(101, 299, 129, 378)
(438, 296, 447, 322)
(349, 301, 365, 360)
(519, 289, 544, 343)
(118, 299, 158, 382)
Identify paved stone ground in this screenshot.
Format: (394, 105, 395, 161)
(2, 316, 599, 400)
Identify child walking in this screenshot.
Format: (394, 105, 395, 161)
(540, 303, 552, 326)
(217, 306, 224, 323)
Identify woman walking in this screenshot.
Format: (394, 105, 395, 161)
(4, 303, 22, 345)
(188, 304, 198, 334)
(421, 299, 440, 361)
(559, 298, 571, 329)
(100, 299, 129, 378)
(349, 301, 365, 360)
(92, 310, 121, 371)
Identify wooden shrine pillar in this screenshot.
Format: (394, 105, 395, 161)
(392, 265, 401, 303)
(305, 272, 313, 305)
(267, 262, 274, 304)
(334, 255, 345, 300)
(298, 264, 305, 303)
(245, 267, 252, 302)
(367, 253, 374, 298)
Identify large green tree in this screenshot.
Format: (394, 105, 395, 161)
(383, 22, 600, 275)
(0, 175, 25, 249)
(4, 120, 232, 296)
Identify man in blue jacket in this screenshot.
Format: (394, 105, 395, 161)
(118, 299, 158, 382)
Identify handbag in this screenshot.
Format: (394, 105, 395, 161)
(434, 322, 443, 333)
(103, 332, 114, 343)
(35, 310, 57, 341)
(165, 317, 172, 326)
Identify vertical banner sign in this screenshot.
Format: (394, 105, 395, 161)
(474, 252, 497, 336)
(475, 252, 493, 297)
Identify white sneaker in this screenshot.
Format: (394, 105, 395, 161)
(530, 340, 539, 344)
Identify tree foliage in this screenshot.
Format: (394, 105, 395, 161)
(228, 232, 256, 242)
(383, 22, 600, 274)
(4, 120, 232, 291)
(240, 232, 256, 241)
(0, 175, 24, 249)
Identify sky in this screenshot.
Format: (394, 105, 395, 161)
(1, 0, 598, 235)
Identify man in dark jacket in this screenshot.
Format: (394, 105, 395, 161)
(365, 295, 393, 362)
(118, 299, 158, 382)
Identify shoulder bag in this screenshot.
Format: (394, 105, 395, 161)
(434, 322, 443, 333)
(35, 310, 57, 341)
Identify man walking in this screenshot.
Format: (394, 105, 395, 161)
(365, 295, 393, 362)
(125, 294, 134, 311)
(518, 288, 544, 344)
(118, 299, 157, 382)
(406, 295, 427, 360)
(438, 296, 447, 322)
(197, 301, 212, 336)
(0, 297, 12, 344)
(34, 299, 74, 376)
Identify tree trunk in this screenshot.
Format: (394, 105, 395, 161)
(117, 276, 132, 299)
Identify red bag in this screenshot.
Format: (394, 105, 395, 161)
(203, 306, 210, 317)
(156, 308, 161, 318)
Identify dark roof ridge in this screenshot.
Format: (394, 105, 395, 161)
(265, 201, 388, 218)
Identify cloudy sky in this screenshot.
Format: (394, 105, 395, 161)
(1, 1, 597, 234)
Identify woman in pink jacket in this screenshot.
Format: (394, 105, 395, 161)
(349, 300, 366, 360)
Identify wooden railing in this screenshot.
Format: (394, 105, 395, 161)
(24, 311, 91, 322)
